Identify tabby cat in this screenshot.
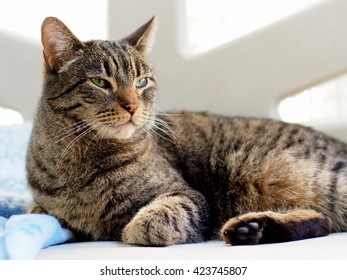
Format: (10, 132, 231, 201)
(26, 16, 347, 246)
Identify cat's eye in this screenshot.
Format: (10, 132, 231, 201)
(91, 78, 110, 89)
(135, 78, 148, 89)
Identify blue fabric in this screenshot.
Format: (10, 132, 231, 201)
(0, 214, 74, 259)
(0, 123, 33, 218)
(0, 123, 75, 259)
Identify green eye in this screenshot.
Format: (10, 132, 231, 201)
(135, 78, 148, 89)
(91, 78, 110, 88)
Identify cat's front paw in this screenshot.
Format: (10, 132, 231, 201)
(122, 215, 179, 246)
(122, 194, 206, 246)
(221, 214, 265, 245)
(121, 203, 182, 246)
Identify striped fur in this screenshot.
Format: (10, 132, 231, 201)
(27, 17, 347, 246)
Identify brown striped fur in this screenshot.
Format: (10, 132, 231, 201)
(26, 16, 347, 246)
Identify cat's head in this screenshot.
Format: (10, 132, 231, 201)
(40, 16, 157, 140)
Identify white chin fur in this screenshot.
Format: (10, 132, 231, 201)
(103, 123, 137, 140)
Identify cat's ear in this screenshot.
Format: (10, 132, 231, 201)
(122, 16, 158, 54)
(41, 17, 84, 72)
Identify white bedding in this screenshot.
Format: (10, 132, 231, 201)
(37, 233, 347, 260)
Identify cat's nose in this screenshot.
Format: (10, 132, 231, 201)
(118, 89, 140, 115)
(122, 102, 139, 115)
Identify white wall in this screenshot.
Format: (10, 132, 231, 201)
(1, 0, 347, 142)
(0, 30, 41, 120)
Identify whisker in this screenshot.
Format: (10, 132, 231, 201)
(145, 123, 179, 146)
(55, 122, 101, 169)
(140, 114, 179, 144)
(138, 114, 180, 147)
(85, 122, 109, 151)
(28, 119, 89, 149)
(100, 125, 111, 140)
(143, 110, 180, 118)
(154, 104, 168, 115)
(53, 120, 93, 144)
(141, 124, 155, 142)
(146, 112, 180, 117)
(142, 110, 180, 126)
(152, 121, 178, 142)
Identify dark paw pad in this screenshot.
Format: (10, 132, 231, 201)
(224, 220, 264, 245)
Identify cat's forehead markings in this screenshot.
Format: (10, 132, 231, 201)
(98, 59, 122, 90)
(103, 60, 113, 77)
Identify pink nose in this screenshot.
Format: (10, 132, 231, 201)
(122, 102, 139, 115)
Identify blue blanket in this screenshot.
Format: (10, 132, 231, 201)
(0, 123, 74, 259)
(0, 214, 74, 259)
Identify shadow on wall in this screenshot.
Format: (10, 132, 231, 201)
(110, 0, 347, 121)
(0, 30, 42, 121)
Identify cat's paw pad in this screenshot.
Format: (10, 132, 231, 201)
(222, 218, 265, 245)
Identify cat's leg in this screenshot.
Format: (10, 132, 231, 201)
(122, 191, 210, 246)
(221, 209, 332, 245)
